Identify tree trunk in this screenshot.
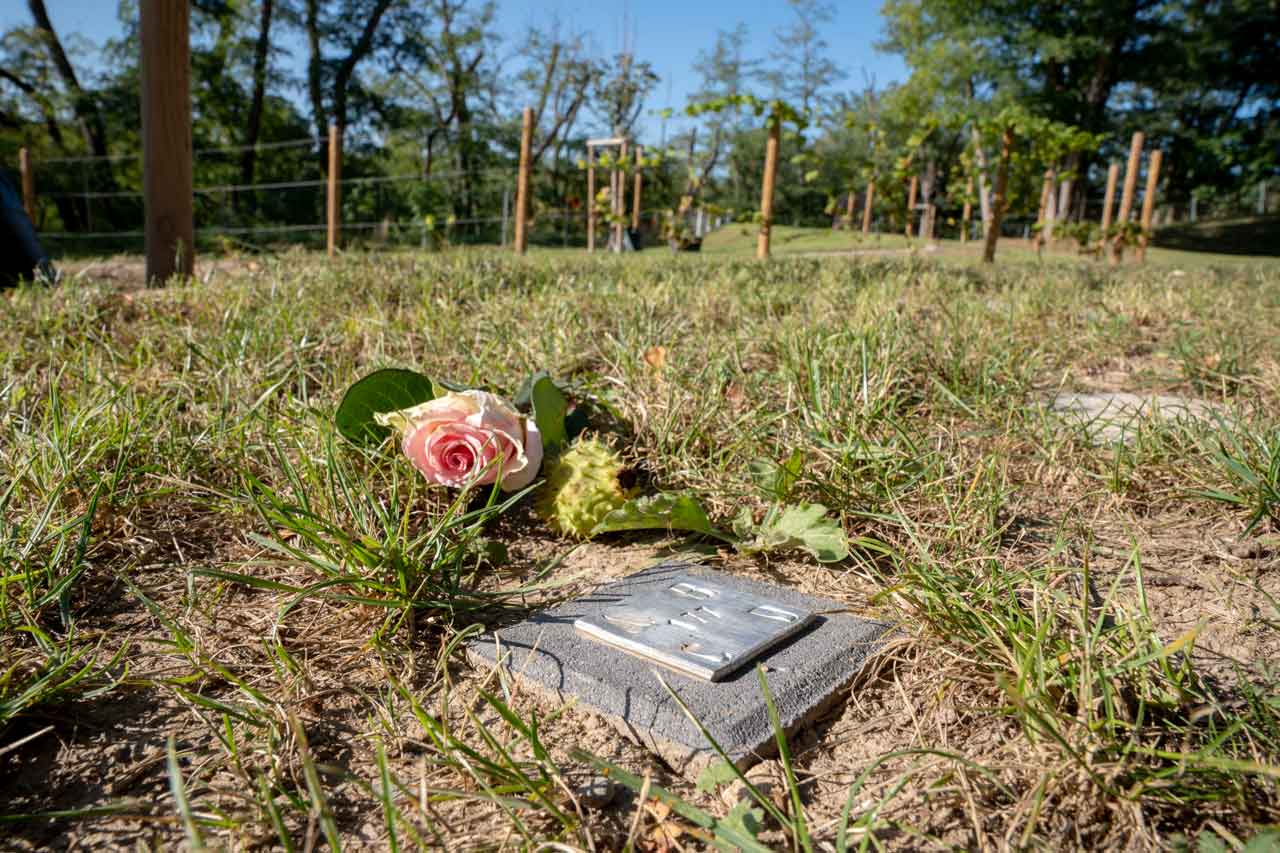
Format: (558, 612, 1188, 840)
(331, 0, 394, 132)
(305, 0, 326, 138)
(969, 124, 992, 236)
(28, 0, 109, 159)
(238, 0, 275, 214)
(982, 127, 1013, 264)
(452, 83, 475, 221)
(28, 0, 118, 225)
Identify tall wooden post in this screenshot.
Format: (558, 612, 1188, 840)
(140, 0, 194, 283)
(18, 148, 35, 223)
(586, 146, 596, 253)
(614, 140, 627, 251)
(961, 176, 973, 244)
(905, 175, 918, 238)
(631, 145, 643, 230)
(1137, 149, 1163, 263)
(861, 181, 874, 234)
(756, 117, 780, 260)
(1112, 131, 1144, 264)
(1100, 162, 1120, 234)
(1033, 171, 1051, 252)
(514, 106, 533, 255)
(982, 127, 1014, 264)
(327, 124, 342, 258)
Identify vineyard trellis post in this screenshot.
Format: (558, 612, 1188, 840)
(514, 106, 532, 255)
(1137, 149, 1163, 263)
(614, 140, 627, 250)
(586, 147, 596, 252)
(1101, 162, 1120, 235)
(905, 175, 918, 238)
(757, 116, 780, 260)
(140, 0, 194, 281)
(327, 124, 342, 258)
(1034, 170, 1052, 252)
(1112, 131, 1144, 264)
(19, 147, 35, 222)
(862, 181, 874, 234)
(631, 145, 643, 230)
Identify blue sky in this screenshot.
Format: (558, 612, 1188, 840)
(2, 0, 906, 138)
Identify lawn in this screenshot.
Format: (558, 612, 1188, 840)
(3, 247, 1279, 850)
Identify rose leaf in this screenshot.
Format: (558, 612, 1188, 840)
(529, 373, 569, 453)
(335, 368, 436, 446)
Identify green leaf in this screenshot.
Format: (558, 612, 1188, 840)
(696, 760, 739, 793)
(529, 373, 568, 453)
(721, 800, 765, 842)
(736, 503, 848, 563)
(591, 492, 732, 541)
(748, 450, 804, 501)
(335, 369, 435, 446)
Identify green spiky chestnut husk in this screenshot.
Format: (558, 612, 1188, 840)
(536, 438, 634, 537)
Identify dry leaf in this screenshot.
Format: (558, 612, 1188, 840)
(644, 345, 668, 371)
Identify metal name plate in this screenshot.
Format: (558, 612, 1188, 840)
(574, 574, 814, 681)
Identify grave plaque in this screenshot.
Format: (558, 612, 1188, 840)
(574, 573, 814, 681)
(468, 561, 890, 775)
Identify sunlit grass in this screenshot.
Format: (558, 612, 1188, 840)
(1, 247, 1278, 848)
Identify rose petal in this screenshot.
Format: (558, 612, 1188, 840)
(500, 418, 543, 492)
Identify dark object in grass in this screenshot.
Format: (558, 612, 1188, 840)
(669, 237, 702, 253)
(0, 170, 54, 287)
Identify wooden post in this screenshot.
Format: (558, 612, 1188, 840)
(326, 124, 341, 258)
(861, 181, 874, 234)
(18, 147, 35, 223)
(614, 140, 627, 251)
(1033, 170, 1053, 252)
(905, 175, 918, 238)
(514, 106, 533, 255)
(1100, 162, 1120, 234)
(844, 188, 855, 229)
(140, 0, 194, 282)
(757, 117, 780, 260)
(586, 146, 596, 253)
(961, 176, 973, 244)
(631, 145, 643, 230)
(1111, 131, 1144, 263)
(1137, 149, 1163, 263)
(982, 127, 1014, 264)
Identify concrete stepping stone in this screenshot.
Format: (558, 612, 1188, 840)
(1049, 391, 1219, 444)
(468, 561, 889, 777)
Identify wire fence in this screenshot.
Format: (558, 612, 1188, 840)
(17, 131, 707, 257)
(19, 134, 571, 254)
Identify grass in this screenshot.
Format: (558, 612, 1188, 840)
(1, 245, 1279, 849)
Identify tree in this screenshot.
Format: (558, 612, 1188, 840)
(304, 0, 397, 136)
(761, 0, 845, 122)
(684, 24, 758, 199)
(379, 0, 501, 219)
(879, 0, 1280, 221)
(592, 53, 659, 139)
(27, 0, 111, 160)
(240, 0, 276, 209)
(519, 24, 601, 165)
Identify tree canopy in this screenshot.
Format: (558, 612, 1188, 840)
(1, 0, 1274, 251)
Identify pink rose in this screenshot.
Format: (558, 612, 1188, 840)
(375, 390, 543, 491)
